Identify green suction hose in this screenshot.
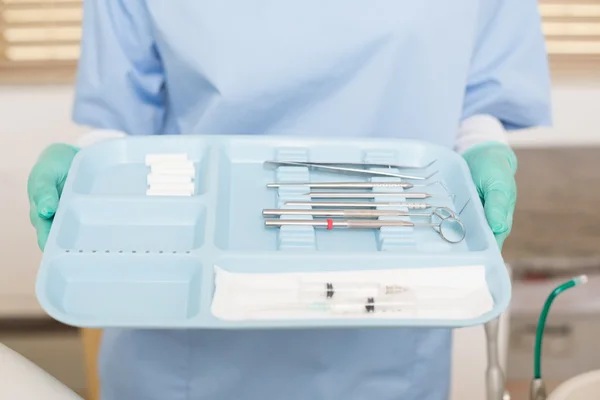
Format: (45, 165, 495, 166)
(530, 275, 588, 400)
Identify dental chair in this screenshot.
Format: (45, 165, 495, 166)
(0, 341, 82, 400)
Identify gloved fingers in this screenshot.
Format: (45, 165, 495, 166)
(28, 171, 61, 219)
(496, 197, 515, 251)
(30, 203, 53, 250)
(494, 230, 510, 251)
(482, 188, 515, 234)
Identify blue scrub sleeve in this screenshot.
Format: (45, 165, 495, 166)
(72, 0, 165, 135)
(463, 0, 552, 130)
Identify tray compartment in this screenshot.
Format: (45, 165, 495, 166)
(362, 149, 420, 251)
(70, 138, 210, 196)
(213, 137, 481, 253)
(212, 252, 492, 273)
(205, 253, 509, 327)
(55, 198, 206, 252)
(213, 143, 377, 252)
(212, 145, 282, 251)
(272, 148, 317, 250)
(423, 157, 490, 252)
(39, 254, 204, 324)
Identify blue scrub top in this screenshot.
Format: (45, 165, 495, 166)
(73, 0, 551, 144)
(72, 1, 551, 399)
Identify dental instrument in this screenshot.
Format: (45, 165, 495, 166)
(276, 160, 437, 170)
(530, 275, 589, 400)
(262, 206, 456, 219)
(266, 181, 437, 190)
(304, 191, 451, 200)
(264, 160, 436, 180)
(284, 201, 435, 209)
(264, 214, 466, 243)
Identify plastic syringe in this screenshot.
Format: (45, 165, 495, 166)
(298, 281, 410, 302)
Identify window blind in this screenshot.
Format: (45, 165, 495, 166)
(540, 0, 600, 75)
(1, 0, 599, 83)
(0, 0, 82, 83)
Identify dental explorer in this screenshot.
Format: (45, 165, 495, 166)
(284, 201, 436, 209)
(304, 191, 451, 200)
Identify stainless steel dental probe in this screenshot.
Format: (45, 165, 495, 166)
(304, 191, 452, 200)
(266, 181, 436, 190)
(264, 217, 466, 243)
(284, 201, 435, 209)
(262, 207, 456, 219)
(263, 160, 437, 180)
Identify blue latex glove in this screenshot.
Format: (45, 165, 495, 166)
(462, 141, 518, 250)
(27, 144, 79, 250)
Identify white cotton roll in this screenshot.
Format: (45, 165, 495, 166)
(147, 174, 194, 185)
(148, 182, 195, 192)
(146, 183, 195, 196)
(145, 153, 190, 165)
(146, 189, 194, 196)
(149, 165, 196, 175)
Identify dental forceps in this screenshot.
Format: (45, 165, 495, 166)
(286, 160, 437, 170)
(264, 207, 466, 243)
(264, 161, 437, 180)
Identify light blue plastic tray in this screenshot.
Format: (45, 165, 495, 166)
(36, 134, 511, 329)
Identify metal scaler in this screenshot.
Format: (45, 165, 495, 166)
(284, 201, 434, 209)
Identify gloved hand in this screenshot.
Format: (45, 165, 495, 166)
(27, 144, 79, 250)
(462, 141, 517, 250)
